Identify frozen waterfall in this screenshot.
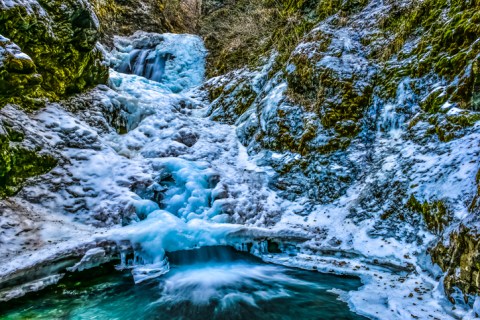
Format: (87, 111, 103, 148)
(112, 32, 207, 92)
(102, 33, 278, 283)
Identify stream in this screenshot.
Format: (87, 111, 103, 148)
(0, 247, 366, 320)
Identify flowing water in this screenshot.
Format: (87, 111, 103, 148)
(0, 247, 366, 320)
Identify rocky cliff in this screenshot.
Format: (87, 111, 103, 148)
(91, 0, 201, 46)
(0, 0, 109, 105)
(203, 0, 480, 303)
(0, 0, 109, 197)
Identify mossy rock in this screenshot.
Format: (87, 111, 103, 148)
(406, 194, 452, 235)
(205, 71, 258, 124)
(381, 0, 480, 112)
(430, 226, 480, 302)
(0, 124, 57, 198)
(0, 36, 44, 107)
(0, 0, 109, 108)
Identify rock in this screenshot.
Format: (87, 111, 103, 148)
(0, 36, 42, 106)
(0, 113, 57, 198)
(430, 226, 480, 301)
(90, 0, 201, 47)
(174, 129, 199, 147)
(0, 0, 109, 107)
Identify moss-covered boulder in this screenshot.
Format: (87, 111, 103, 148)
(0, 0, 109, 107)
(430, 226, 480, 302)
(0, 122, 57, 198)
(0, 36, 43, 107)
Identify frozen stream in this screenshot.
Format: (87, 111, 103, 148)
(99, 33, 291, 282)
(0, 31, 368, 319)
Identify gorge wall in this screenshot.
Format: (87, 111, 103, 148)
(0, 0, 108, 197)
(201, 0, 480, 301)
(0, 0, 479, 314)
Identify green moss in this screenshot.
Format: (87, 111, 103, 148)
(430, 226, 480, 302)
(204, 72, 258, 124)
(0, 0, 109, 109)
(469, 169, 480, 212)
(446, 111, 480, 127)
(419, 89, 449, 114)
(381, 0, 480, 110)
(200, 0, 371, 77)
(0, 131, 57, 198)
(406, 195, 452, 235)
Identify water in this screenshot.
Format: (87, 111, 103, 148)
(0, 248, 366, 320)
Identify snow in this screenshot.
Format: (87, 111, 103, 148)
(1, 32, 286, 290)
(97, 32, 478, 317)
(200, 2, 480, 318)
(67, 248, 110, 272)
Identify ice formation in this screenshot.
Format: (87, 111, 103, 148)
(112, 32, 207, 92)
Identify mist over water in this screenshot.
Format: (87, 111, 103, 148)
(0, 248, 366, 320)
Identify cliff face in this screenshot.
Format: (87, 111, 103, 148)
(0, 0, 108, 106)
(203, 0, 480, 301)
(91, 0, 202, 46)
(0, 0, 108, 196)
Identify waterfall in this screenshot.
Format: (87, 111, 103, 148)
(117, 49, 172, 83)
(112, 32, 207, 92)
(377, 78, 417, 138)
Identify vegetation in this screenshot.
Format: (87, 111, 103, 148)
(0, 126, 57, 198)
(406, 195, 452, 235)
(91, 0, 201, 46)
(200, 0, 371, 77)
(381, 0, 480, 111)
(0, 0, 108, 195)
(430, 226, 480, 301)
